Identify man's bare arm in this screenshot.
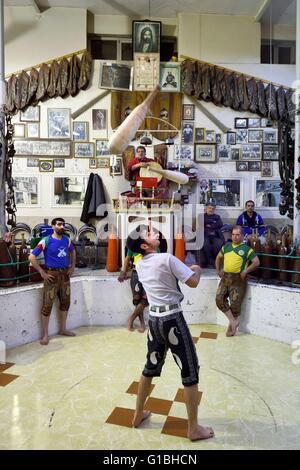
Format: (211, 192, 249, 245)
(185, 265, 201, 288)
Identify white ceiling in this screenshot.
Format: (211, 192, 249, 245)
(3, 0, 296, 24)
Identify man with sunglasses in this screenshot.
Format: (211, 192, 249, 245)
(29, 217, 76, 345)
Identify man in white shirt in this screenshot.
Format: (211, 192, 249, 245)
(126, 226, 214, 441)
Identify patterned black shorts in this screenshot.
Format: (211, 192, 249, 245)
(143, 311, 199, 386)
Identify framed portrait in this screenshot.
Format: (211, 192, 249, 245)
(248, 118, 261, 128)
(248, 129, 263, 143)
(48, 108, 71, 138)
(99, 62, 133, 91)
(159, 63, 180, 92)
(174, 145, 193, 160)
(132, 20, 161, 54)
(74, 142, 95, 158)
(26, 122, 40, 138)
(231, 148, 240, 161)
(182, 104, 195, 120)
(195, 128, 206, 143)
(98, 158, 110, 168)
(262, 145, 279, 161)
(73, 121, 88, 141)
(218, 144, 231, 160)
(54, 159, 65, 168)
(226, 132, 236, 145)
(236, 161, 248, 171)
(241, 144, 261, 160)
(14, 176, 39, 205)
(14, 139, 71, 157)
(39, 159, 54, 172)
(216, 133, 222, 144)
(261, 161, 272, 177)
(14, 123, 25, 138)
(181, 121, 194, 144)
(26, 158, 39, 168)
(134, 53, 160, 91)
(248, 161, 261, 171)
(109, 156, 123, 176)
(194, 144, 217, 163)
(92, 109, 107, 131)
(236, 129, 248, 144)
(20, 106, 40, 122)
(234, 118, 248, 128)
(89, 158, 97, 169)
(263, 128, 278, 144)
(260, 118, 273, 127)
(96, 139, 110, 156)
(205, 130, 216, 143)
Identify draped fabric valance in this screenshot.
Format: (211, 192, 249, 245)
(5, 50, 93, 114)
(181, 58, 295, 123)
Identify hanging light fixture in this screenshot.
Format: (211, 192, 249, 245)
(140, 132, 152, 146)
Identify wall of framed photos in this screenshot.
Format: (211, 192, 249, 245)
(7, 7, 295, 228)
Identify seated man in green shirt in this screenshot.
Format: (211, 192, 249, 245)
(118, 247, 147, 332)
(215, 225, 260, 337)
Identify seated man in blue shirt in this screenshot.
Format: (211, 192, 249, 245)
(29, 217, 76, 345)
(236, 200, 265, 241)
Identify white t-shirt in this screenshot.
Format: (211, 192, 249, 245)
(135, 252, 194, 306)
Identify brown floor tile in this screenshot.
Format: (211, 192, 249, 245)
(192, 336, 199, 344)
(0, 373, 19, 386)
(105, 407, 135, 428)
(200, 332, 218, 339)
(126, 381, 155, 395)
(144, 396, 173, 416)
(161, 416, 188, 439)
(0, 362, 15, 373)
(174, 388, 202, 404)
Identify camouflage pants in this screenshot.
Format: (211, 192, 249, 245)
(41, 269, 71, 316)
(216, 272, 246, 317)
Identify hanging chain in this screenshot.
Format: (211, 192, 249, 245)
(278, 113, 294, 220)
(4, 112, 17, 227)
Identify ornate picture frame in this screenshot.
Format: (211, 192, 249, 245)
(132, 20, 161, 54)
(99, 62, 133, 91)
(133, 53, 160, 91)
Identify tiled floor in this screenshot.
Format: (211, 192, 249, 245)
(0, 324, 299, 450)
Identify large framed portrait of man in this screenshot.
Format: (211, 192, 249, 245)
(132, 20, 161, 54)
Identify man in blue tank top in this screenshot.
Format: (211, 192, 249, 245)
(29, 217, 76, 345)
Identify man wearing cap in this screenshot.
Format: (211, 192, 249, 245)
(200, 202, 224, 268)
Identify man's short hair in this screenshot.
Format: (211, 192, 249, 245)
(206, 200, 216, 208)
(136, 145, 146, 153)
(126, 225, 148, 255)
(231, 225, 243, 235)
(245, 200, 255, 207)
(51, 217, 65, 226)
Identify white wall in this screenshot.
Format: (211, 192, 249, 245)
(92, 15, 178, 37)
(178, 13, 261, 63)
(5, 7, 87, 75)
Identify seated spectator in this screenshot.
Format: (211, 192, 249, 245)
(200, 202, 225, 268)
(236, 200, 265, 240)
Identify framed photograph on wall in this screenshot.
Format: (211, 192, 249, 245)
(195, 128, 206, 143)
(89, 158, 98, 169)
(261, 161, 272, 176)
(54, 159, 65, 168)
(109, 156, 123, 176)
(132, 20, 161, 54)
(13, 123, 26, 138)
(248, 129, 263, 143)
(133, 53, 160, 91)
(248, 118, 261, 128)
(218, 144, 231, 160)
(234, 117, 248, 128)
(98, 158, 110, 168)
(205, 130, 216, 143)
(20, 106, 40, 122)
(14, 139, 71, 157)
(27, 122, 40, 138)
(236, 129, 248, 144)
(262, 145, 279, 161)
(241, 144, 262, 160)
(39, 160, 54, 173)
(263, 128, 278, 144)
(99, 62, 133, 91)
(96, 139, 110, 156)
(14, 176, 39, 205)
(174, 145, 193, 160)
(92, 109, 107, 131)
(73, 122, 88, 141)
(182, 104, 195, 120)
(226, 132, 236, 145)
(181, 122, 194, 144)
(194, 144, 217, 163)
(248, 161, 261, 171)
(74, 142, 95, 158)
(236, 161, 248, 171)
(159, 63, 180, 92)
(48, 108, 71, 138)
(231, 148, 240, 160)
(26, 158, 39, 168)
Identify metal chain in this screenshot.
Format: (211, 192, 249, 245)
(278, 113, 294, 220)
(4, 112, 17, 227)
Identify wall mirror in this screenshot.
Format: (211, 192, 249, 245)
(255, 180, 281, 207)
(54, 176, 88, 205)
